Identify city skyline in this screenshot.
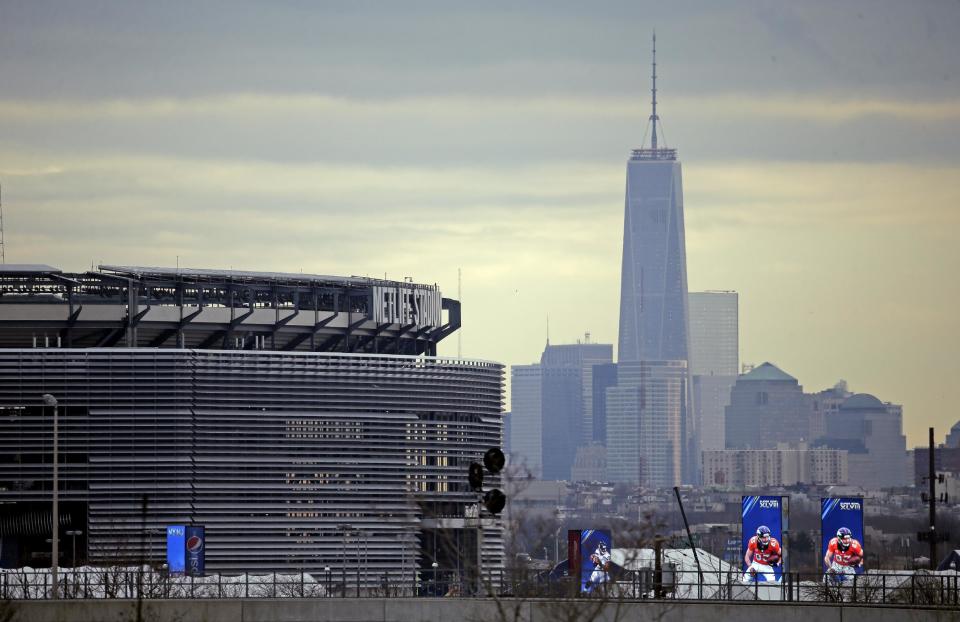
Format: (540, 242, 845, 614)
(1, 2, 958, 445)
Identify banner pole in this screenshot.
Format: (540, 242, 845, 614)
(673, 486, 703, 597)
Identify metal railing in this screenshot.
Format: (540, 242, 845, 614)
(2, 567, 959, 608)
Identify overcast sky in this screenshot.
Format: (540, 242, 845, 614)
(2, 1, 958, 445)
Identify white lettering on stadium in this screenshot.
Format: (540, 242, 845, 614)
(839, 502, 862, 510)
(759, 500, 779, 508)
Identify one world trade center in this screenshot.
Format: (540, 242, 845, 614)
(613, 34, 692, 486)
(617, 33, 690, 364)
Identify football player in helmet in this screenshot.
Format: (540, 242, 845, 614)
(824, 527, 863, 583)
(585, 541, 612, 591)
(742, 525, 782, 583)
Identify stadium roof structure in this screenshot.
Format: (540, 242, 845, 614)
(0, 263, 62, 274)
(0, 264, 459, 355)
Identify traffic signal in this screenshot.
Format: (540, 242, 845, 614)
(468, 462, 484, 492)
(483, 448, 505, 474)
(465, 447, 507, 515)
(483, 489, 506, 515)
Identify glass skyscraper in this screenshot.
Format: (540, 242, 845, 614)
(539, 342, 613, 481)
(509, 363, 543, 478)
(614, 34, 694, 483)
(606, 360, 687, 487)
(688, 291, 739, 377)
(617, 140, 689, 362)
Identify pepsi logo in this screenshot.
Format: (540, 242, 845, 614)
(186, 535, 203, 553)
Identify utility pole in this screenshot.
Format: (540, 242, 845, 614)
(1, 182, 6, 263)
(42, 394, 59, 598)
(673, 487, 704, 597)
(457, 268, 461, 358)
(928, 427, 936, 570)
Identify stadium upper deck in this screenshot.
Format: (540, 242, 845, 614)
(0, 264, 459, 355)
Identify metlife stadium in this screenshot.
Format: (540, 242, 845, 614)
(0, 264, 503, 580)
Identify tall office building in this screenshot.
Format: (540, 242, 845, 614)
(509, 364, 543, 478)
(819, 393, 910, 489)
(693, 375, 736, 452)
(946, 420, 960, 448)
(688, 291, 739, 468)
(617, 36, 690, 365)
(725, 362, 809, 449)
(606, 360, 687, 487)
(617, 35, 692, 481)
(591, 362, 619, 444)
(688, 291, 738, 377)
(806, 381, 852, 442)
(540, 342, 613, 481)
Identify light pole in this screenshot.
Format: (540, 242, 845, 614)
(65, 529, 83, 568)
(41, 393, 59, 599)
(336, 523, 355, 597)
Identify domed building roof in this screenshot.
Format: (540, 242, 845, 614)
(739, 362, 796, 382)
(840, 393, 885, 411)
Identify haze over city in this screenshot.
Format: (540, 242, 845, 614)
(1, 1, 958, 445)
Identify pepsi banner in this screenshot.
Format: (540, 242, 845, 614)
(821, 497, 864, 581)
(741, 496, 784, 583)
(579, 529, 612, 593)
(185, 525, 205, 577)
(166, 525, 185, 574)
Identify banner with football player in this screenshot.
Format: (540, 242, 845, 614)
(741, 496, 784, 584)
(579, 529, 612, 593)
(821, 497, 865, 582)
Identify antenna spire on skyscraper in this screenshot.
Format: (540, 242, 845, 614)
(650, 30, 658, 152)
(631, 30, 675, 160)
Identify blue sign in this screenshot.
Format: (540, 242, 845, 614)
(741, 496, 784, 583)
(166, 525, 185, 574)
(821, 498, 865, 580)
(579, 529, 612, 593)
(185, 525, 205, 577)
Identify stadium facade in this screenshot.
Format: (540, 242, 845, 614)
(0, 264, 504, 581)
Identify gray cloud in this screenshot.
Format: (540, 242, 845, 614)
(2, 1, 957, 100)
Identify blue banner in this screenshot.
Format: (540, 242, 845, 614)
(821, 497, 865, 580)
(579, 529, 612, 593)
(741, 496, 784, 583)
(185, 525, 205, 577)
(166, 525, 185, 574)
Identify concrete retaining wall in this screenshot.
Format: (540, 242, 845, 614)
(7, 598, 959, 622)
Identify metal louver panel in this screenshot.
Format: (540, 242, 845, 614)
(0, 348, 504, 579)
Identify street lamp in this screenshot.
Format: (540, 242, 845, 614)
(336, 523, 356, 597)
(65, 530, 84, 568)
(41, 393, 59, 600)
